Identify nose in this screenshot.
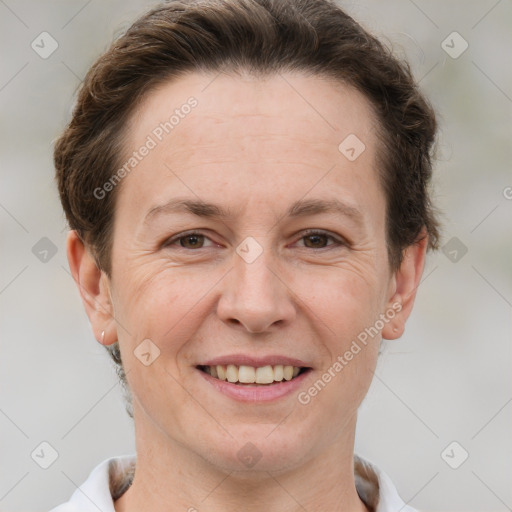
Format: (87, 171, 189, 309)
(216, 247, 296, 334)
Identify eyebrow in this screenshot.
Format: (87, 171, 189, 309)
(143, 197, 365, 228)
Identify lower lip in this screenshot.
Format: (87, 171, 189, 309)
(196, 368, 312, 403)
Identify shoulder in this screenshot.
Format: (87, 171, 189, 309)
(48, 454, 136, 512)
(354, 453, 420, 512)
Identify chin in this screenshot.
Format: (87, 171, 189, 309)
(197, 426, 312, 476)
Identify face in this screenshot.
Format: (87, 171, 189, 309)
(84, 71, 413, 474)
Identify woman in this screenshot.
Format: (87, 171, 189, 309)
(50, 0, 440, 510)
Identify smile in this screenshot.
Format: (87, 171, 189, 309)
(197, 364, 309, 385)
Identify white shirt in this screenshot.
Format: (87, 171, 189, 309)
(49, 453, 418, 512)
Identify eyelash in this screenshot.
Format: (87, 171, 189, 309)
(163, 229, 346, 251)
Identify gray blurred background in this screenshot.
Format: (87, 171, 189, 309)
(0, 1, 511, 511)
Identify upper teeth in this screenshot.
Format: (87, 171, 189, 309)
(204, 364, 301, 384)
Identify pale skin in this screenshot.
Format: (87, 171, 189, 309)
(67, 71, 427, 512)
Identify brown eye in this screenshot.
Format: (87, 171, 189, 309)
(162, 230, 218, 251)
(179, 233, 205, 249)
(298, 230, 344, 249)
(303, 233, 330, 248)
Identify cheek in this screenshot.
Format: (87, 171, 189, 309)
(296, 263, 383, 339)
(112, 263, 227, 375)
(113, 269, 207, 431)
(294, 267, 382, 399)
(113, 262, 209, 330)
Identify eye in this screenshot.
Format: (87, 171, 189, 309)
(296, 229, 345, 249)
(163, 231, 216, 250)
(162, 229, 346, 251)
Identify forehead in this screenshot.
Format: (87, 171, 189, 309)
(119, 71, 383, 218)
(129, 71, 378, 151)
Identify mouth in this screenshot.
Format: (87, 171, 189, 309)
(196, 364, 312, 386)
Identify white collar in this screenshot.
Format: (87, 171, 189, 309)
(49, 453, 418, 512)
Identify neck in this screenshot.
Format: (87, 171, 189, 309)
(114, 410, 370, 512)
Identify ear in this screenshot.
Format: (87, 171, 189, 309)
(382, 227, 428, 340)
(66, 230, 117, 346)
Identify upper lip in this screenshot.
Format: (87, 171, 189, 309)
(198, 355, 312, 368)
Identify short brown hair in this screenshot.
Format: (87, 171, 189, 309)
(55, 0, 441, 418)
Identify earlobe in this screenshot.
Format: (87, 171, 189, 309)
(66, 230, 117, 345)
(382, 228, 428, 340)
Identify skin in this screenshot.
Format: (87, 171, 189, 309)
(67, 71, 427, 512)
